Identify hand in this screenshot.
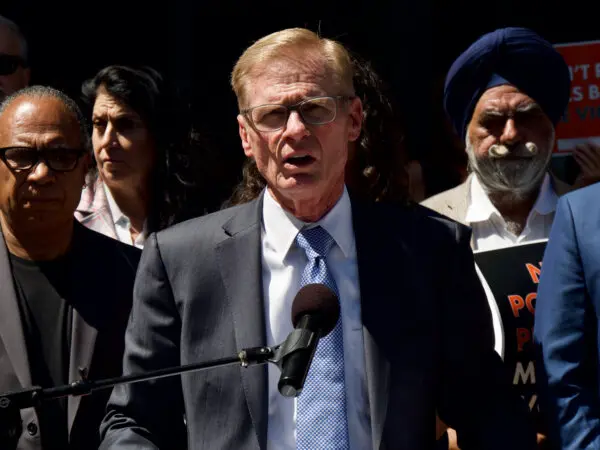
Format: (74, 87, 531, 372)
(436, 416, 460, 449)
(537, 433, 549, 449)
(572, 142, 600, 188)
(447, 428, 461, 450)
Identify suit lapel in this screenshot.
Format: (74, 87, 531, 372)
(66, 225, 99, 434)
(216, 197, 268, 449)
(437, 177, 472, 248)
(351, 200, 393, 449)
(445, 177, 470, 226)
(0, 232, 32, 388)
(67, 310, 98, 434)
(461, 178, 474, 249)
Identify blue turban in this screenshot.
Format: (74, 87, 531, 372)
(443, 27, 571, 141)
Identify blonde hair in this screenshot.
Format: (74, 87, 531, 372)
(231, 28, 355, 109)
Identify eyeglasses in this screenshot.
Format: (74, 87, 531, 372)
(241, 95, 354, 132)
(0, 147, 86, 172)
(0, 54, 27, 76)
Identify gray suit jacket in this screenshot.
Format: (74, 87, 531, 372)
(100, 194, 536, 450)
(421, 173, 572, 228)
(0, 222, 140, 449)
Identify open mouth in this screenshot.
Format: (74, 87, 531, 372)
(283, 154, 316, 167)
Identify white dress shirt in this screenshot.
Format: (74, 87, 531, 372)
(261, 187, 371, 450)
(103, 184, 146, 249)
(466, 174, 558, 252)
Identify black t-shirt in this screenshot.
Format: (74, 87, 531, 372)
(10, 252, 73, 449)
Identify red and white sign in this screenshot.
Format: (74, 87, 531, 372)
(554, 40, 600, 154)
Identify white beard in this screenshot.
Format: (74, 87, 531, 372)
(465, 131, 554, 200)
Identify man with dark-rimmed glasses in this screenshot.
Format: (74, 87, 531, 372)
(0, 15, 30, 103)
(0, 86, 140, 450)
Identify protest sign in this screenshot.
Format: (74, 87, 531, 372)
(474, 240, 547, 430)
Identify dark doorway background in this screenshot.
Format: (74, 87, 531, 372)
(2, 0, 596, 206)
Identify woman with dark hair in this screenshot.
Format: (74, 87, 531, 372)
(225, 52, 410, 207)
(345, 53, 409, 203)
(75, 65, 211, 247)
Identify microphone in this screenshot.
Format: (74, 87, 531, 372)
(277, 283, 340, 398)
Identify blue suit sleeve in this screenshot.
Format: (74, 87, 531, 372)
(535, 195, 600, 449)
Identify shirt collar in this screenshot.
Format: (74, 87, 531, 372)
(465, 173, 557, 224)
(262, 186, 355, 262)
(103, 182, 128, 227)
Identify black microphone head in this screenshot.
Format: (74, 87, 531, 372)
(291, 284, 340, 336)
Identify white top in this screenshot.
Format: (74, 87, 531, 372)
(103, 183, 146, 249)
(261, 187, 371, 450)
(465, 174, 558, 252)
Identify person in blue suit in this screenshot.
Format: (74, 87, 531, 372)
(535, 181, 600, 449)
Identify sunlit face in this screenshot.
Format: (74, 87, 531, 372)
(0, 97, 89, 232)
(465, 85, 555, 196)
(91, 85, 156, 189)
(0, 25, 30, 102)
(237, 53, 362, 210)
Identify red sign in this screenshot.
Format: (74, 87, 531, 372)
(554, 40, 600, 154)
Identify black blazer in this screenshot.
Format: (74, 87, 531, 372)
(0, 221, 140, 449)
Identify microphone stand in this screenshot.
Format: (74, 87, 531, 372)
(0, 347, 274, 411)
(0, 326, 316, 444)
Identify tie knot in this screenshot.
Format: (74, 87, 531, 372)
(295, 226, 335, 260)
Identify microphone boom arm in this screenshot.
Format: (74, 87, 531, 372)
(0, 329, 318, 413)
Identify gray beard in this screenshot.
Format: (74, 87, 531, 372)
(465, 134, 554, 203)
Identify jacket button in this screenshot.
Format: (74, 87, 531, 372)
(26, 422, 38, 435)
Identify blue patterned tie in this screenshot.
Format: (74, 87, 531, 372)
(295, 226, 349, 450)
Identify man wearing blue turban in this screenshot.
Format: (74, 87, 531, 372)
(424, 27, 572, 449)
(423, 27, 572, 252)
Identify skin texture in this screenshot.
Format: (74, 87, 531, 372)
(0, 96, 89, 260)
(237, 54, 362, 222)
(91, 85, 156, 236)
(465, 85, 555, 235)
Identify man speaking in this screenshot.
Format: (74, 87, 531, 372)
(100, 28, 535, 449)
